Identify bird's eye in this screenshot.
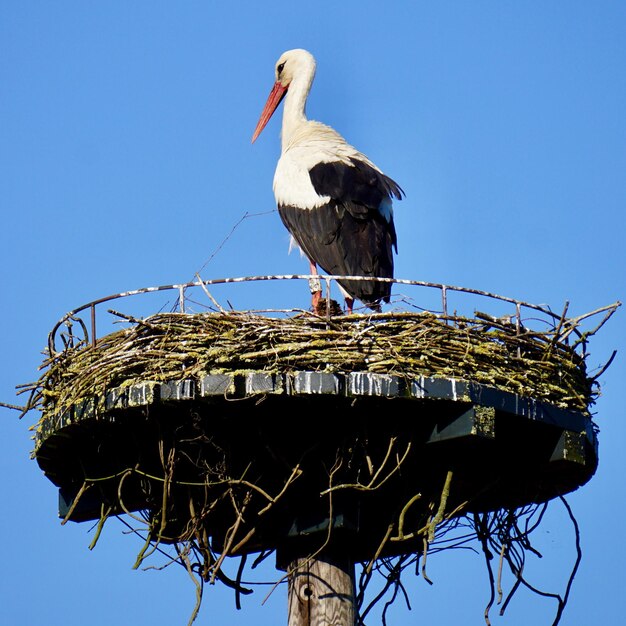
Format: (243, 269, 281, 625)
(277, 62, 285, 75)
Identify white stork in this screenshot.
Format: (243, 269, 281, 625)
(252, 48, 404, 313)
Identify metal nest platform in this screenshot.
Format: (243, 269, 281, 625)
(19, 275, 620, 613)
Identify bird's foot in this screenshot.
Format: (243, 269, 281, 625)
(311, 291, 343, 316)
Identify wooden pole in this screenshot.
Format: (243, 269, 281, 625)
(287, 555, 356, 626)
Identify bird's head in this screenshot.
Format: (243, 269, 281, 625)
(252, 49, 316, 143)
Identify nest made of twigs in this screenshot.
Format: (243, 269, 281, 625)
(29, 307, 604, 427)
(17, 299, 619, 626)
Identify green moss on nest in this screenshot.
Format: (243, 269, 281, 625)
(29, 309, 598, 425)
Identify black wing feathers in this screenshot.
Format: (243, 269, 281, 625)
(279, 158, 403, 309)
(278, 202, 395, 306)
(309, 158, 403, 214)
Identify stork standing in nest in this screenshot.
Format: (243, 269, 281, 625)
(252, 48, 404, 313)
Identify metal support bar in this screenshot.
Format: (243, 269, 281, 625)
(90, 304, 96, 347)
(179, 285, 185, 313)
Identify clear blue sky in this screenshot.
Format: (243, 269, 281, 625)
(1, 2, 625, 625)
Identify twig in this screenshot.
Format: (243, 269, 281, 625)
(321, 439, 412, 494)
(60, 481, 90, 525)
(392, 493, 422, 541)
(421, 536, 433, 585)
(0, 401, 28, 412)
(428, 471, 454, 543)
(88, 505, 112, 550)
(195, 273, 226, 312)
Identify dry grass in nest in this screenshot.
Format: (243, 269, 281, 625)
(26, 305, 614, 425)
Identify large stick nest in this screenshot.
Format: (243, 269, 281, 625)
(31, 306, 609, 424)
(18, 298, 620, 626)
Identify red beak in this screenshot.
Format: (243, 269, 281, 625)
(251, 81, 288, 143)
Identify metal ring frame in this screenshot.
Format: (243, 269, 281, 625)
(47, 274, 584, 355)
